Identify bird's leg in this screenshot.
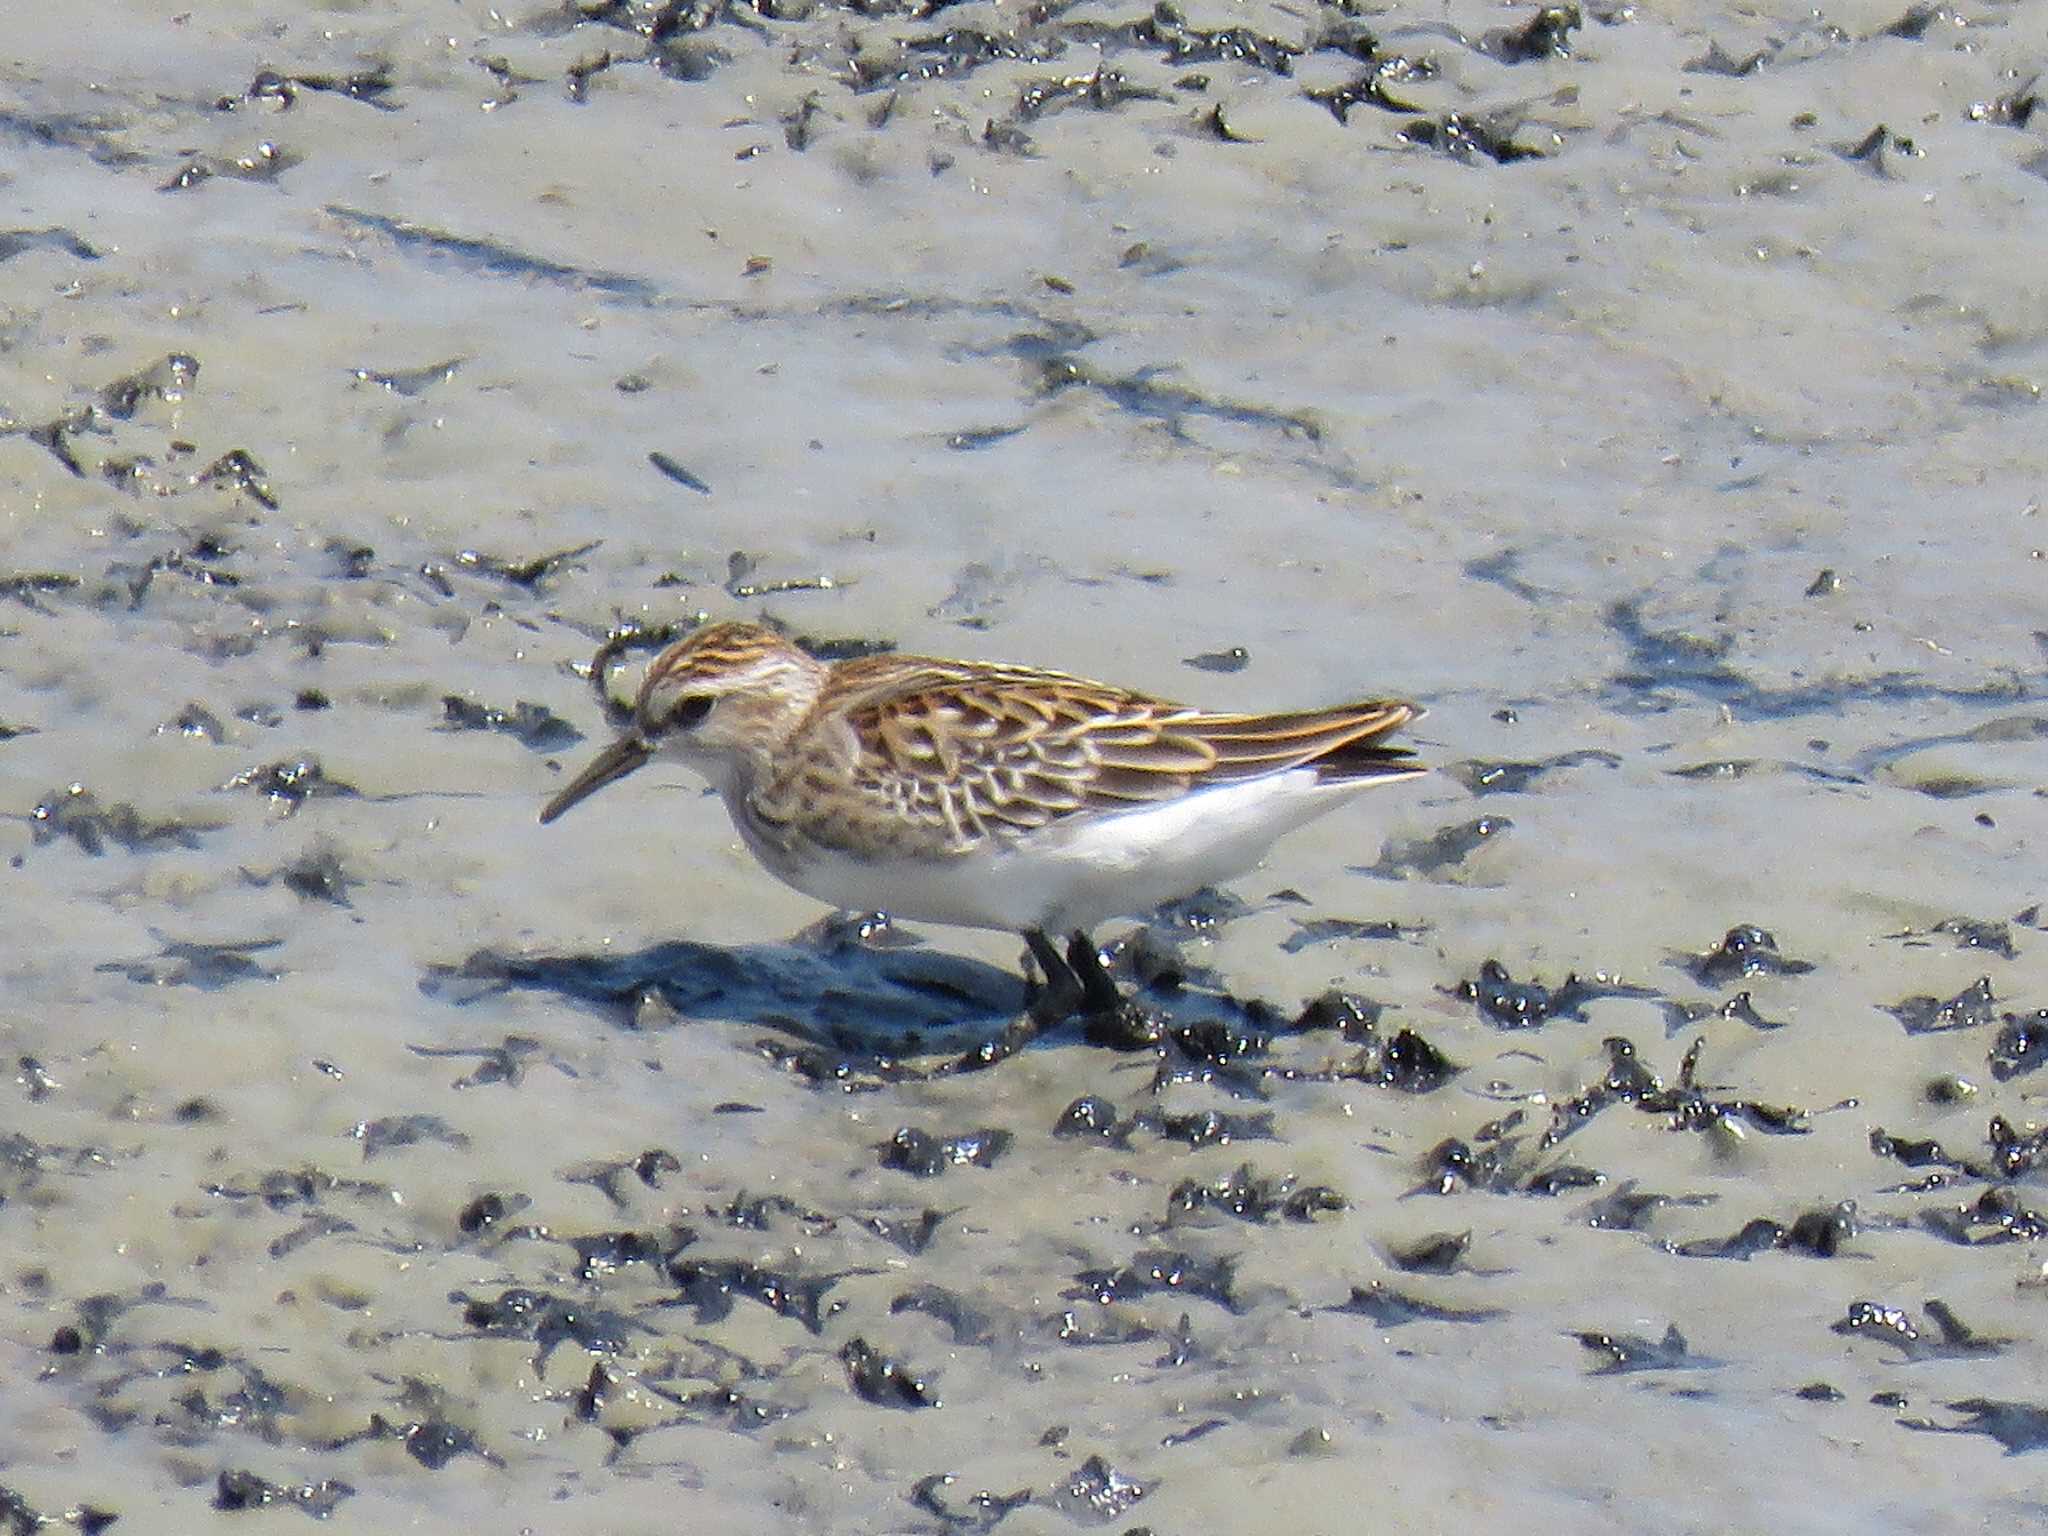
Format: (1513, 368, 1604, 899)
(950, 929, 1137, 1074)
(1064, 930, 1124, 1014)
(1024, 927, 1085, 1025)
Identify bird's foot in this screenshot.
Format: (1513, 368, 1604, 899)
(950, 929, 1153, 1073)
(1023, 928, 1086, 1026)
(1063, 930, 1125, 1015)
(1022, 927, 1127, 1024)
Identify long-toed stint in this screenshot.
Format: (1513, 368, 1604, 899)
(541, 621, 1424, 1024)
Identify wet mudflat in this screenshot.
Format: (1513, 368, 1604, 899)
(3, 0, 2047, 1531)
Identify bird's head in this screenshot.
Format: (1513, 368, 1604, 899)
(539, 621, 823, 824)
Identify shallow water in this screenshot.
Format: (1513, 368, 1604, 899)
(4, 0, 2047, 1530)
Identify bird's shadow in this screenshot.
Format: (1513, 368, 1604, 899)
(418, 922, 1030, 1053)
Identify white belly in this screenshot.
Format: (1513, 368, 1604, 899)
(732, 769, 1382, 933)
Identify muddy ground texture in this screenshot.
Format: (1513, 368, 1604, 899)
(5, 0, 2048, 1531)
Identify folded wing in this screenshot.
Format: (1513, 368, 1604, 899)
(797, 662, 1421, 852)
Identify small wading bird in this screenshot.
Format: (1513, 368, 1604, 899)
(540, 622, 1424, 1027)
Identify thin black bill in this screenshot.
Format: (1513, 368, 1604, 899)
(539, 735, 653, 824)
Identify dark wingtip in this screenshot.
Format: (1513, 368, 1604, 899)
(1315, 742, 1427, 786)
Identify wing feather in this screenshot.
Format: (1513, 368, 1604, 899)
(760, 657, 1421, 856)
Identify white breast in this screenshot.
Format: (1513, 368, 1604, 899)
(730, 769, 1382, 934)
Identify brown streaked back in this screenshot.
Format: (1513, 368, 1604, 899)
(757, 656, 1424, 852)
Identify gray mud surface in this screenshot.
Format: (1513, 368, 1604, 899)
(3, 0, 2047, 1530)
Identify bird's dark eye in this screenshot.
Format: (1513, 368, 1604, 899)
(669, 694, 714, 729)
